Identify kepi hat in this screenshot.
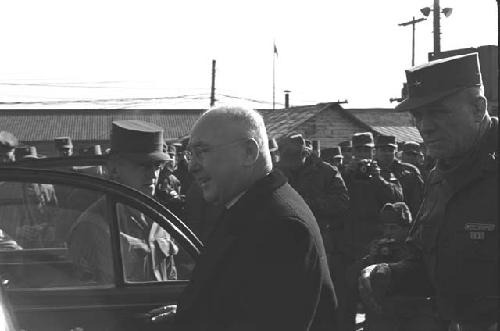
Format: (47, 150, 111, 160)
(396, 53, 483, 112)
(352, 132, 374, 148)
(54, 136, 73, 149)
(375, 135, 397, 148)
(109, 120, 169, 162)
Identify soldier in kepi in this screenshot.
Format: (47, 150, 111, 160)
(68, 120, 178, 283)
(54, 136, 74, 157)
(375, 134, 424, 219)
(359, 53, 498, 331)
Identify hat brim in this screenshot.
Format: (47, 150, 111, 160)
(353, 143, 375, 148)
(111, 151, 170, 163)
(376, 144, 397, 148)
(395, 87, 463, 112)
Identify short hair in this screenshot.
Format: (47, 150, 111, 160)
(198, 105, 270, 153)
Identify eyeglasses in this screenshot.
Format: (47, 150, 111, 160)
(186, 138, 250, 162)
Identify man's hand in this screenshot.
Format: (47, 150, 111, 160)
(358, 263, 391, 313)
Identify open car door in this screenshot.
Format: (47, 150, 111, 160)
(0, 167, 202, 331)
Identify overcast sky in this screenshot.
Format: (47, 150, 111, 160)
(0, 0, 497, 109)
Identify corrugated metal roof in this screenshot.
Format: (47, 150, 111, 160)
(0, 104, 334, 143)
(372, 126, 422, 143)
(0, 109, 204, 141)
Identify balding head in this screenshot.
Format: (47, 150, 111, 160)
(188, 106, 272, 205)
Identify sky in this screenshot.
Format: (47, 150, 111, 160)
(0, 0, 497, 109)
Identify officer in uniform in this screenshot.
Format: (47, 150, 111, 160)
(375, 135, 424, 219)
(68, 120, 178, 283)
(54, 136, 74, 157)
(339, 140, 353, 168)
(359, 53, 498, 331)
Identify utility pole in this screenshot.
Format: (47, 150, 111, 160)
(398, 16, 426, 66)
(210, 59, 216, 107)
(433, 0, 441, 55)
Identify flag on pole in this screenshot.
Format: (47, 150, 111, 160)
(273, 42, 278, 57)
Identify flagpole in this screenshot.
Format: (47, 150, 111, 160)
(273, 43, 276, 110)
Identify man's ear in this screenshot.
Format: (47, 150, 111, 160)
(242, 138, 260, 166)
(472, 95, 487, 122)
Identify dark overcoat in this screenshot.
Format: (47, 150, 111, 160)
(174, 170, 337, 331)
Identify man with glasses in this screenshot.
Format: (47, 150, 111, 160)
(168, 106, 337, 330)
(359, 53, 498, 331)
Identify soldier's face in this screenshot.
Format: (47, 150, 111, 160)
(375, 146, 396, 168)
(353, 146, 374, 160)
(188, 117, 249, 205)
(109, 157, 162, 196)
(401, 152, 419, 166)
(58, 148, 73, 157)
(331, 157, 343, 167)
(411, 92, 481, 160)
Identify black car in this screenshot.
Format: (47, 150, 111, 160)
(0, 156, 202, 331)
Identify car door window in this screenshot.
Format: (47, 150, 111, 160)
(0, 180, 112, 288)
(116, 202, 195, 283)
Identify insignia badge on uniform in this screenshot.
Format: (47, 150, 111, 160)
(464, 223, 495, 240)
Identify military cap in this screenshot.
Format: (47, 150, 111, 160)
(375, 135, 397, 148)
(109, 120, 169, 162)
(352, 132, 374, 148)
(279, 133, 306, 151)
(0, 131, 19, 151)
(54, 136, 73, 149)
(321, 147, 343, 160)
(268, 138, 278, 152)
(79, 145, 102, 156)
(396, 53, 483, 112)
(14, 146, 38, 160)
(402, 141, 421, 155)
(379, 202, 412, 226)
(338, 140, 352, 152)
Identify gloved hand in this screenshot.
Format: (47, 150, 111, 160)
(358, 263, 391, 313)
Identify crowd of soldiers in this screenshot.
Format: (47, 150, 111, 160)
(0, 52, 497, 331)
